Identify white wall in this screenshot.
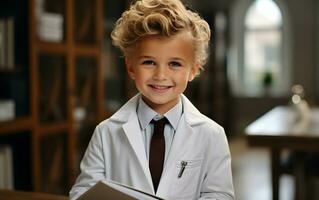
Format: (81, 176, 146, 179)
(229, 0, 318, 134)
(286, 0, 317, 100)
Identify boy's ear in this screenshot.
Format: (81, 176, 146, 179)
(125, 57, 135, 80)
(188, 63, 201, 81)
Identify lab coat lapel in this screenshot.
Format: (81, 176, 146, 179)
(122, 116, 154, 192)
(110, 94, 154, 193)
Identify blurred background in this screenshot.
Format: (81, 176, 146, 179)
(0, 0, 319, 199)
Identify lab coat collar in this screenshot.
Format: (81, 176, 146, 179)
(109, 93, 205, 126)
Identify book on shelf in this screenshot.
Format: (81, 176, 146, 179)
(0, 18, 15, 70)
(37, 12, 63, 42)
(77, 180, 165, 200)
(35, 0, 64, 42)
(0, 145, 14, 189)
(0, 100, 15, 122)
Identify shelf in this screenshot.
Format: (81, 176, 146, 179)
(38, 122, 69, 135)
(0, 117, 33, 134)
(74, 45, 100, 56)
(37, 42, 68, 54)
(0, 66, 23, 74)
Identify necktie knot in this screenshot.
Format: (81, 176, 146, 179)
(151, 117, 168, 136)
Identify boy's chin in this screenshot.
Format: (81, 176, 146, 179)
(141, 95, 180, 110)
(142, 95, 175, 103)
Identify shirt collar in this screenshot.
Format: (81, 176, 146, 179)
(137, 96, 183, 131)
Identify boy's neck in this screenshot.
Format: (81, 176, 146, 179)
(141, 95, 181, 115)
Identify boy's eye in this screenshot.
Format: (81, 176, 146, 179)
(141, 60, 156, 65)
(169, 61, 182, 67)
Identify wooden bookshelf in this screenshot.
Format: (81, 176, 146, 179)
(28, 0, 104, 194)
(0, 0, 104, 194)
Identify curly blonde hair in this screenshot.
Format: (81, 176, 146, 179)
(111, 0, 211, 68)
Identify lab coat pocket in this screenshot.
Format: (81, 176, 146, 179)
(169, 158, 203, 199)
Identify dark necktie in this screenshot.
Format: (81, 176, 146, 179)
(149, 117, 167, 192)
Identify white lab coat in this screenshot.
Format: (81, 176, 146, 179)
(70, 94, 234, 200)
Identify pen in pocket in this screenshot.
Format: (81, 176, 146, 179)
(178, 161, 188, 178)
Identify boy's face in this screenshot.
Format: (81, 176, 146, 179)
(125, 31, 200, 114)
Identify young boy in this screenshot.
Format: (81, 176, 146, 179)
(70, 0, 234, 199)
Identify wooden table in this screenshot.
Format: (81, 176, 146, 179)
(245, 106, 319, 200)
(0, 189, 68, 200)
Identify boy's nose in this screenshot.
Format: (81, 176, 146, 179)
(153, 66, 168, 80)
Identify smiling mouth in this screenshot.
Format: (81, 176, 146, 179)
(149, 84, 173, 90)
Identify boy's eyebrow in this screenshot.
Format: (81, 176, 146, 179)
(170, 57, 185, 62)
(138, 55, 155, 59)
(138, 55, 185, 62)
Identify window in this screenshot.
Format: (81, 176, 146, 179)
(229, 0, 291, 97)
